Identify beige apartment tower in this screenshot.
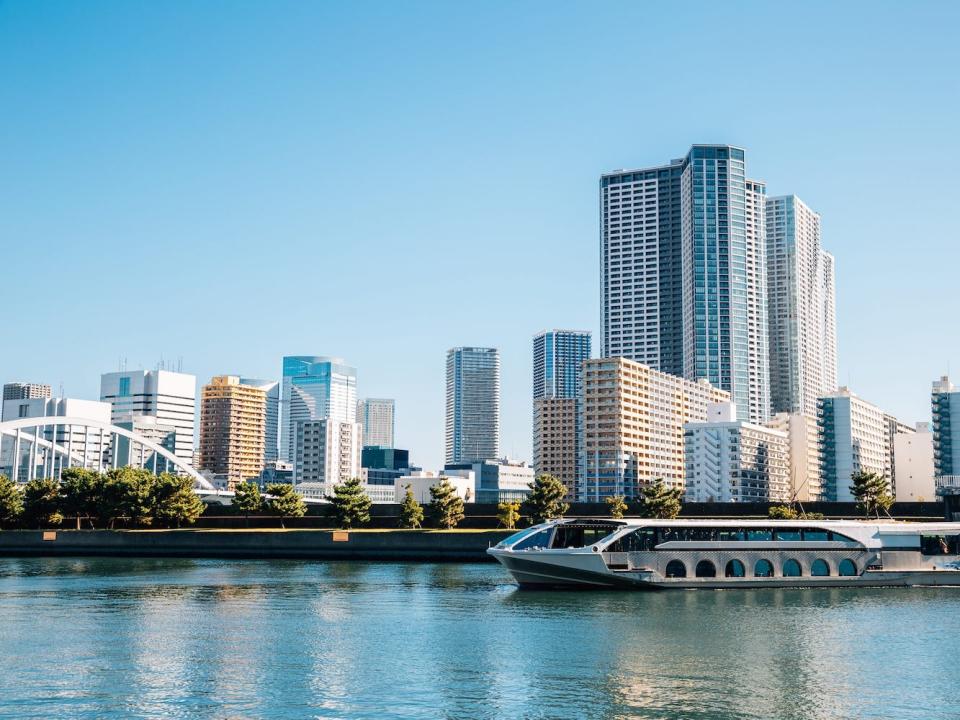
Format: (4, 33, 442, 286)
(199, 375, 267, 488)
(580, 357, 729, 500)
(533, 397, 578, 499)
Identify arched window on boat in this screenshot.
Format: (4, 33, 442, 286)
(811, 559, 830, 576)
(725, 559, 746, 577)
(695, 560, 716, 578)
(838, 559, 858, 577)
(754, 559, 774, 578)
(665, 560, 687, 578)
(782, 559, 802, 577)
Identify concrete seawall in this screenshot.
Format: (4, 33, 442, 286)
(0, 529, 514, 562)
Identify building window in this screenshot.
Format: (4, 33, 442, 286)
(119, 377, 131, 397)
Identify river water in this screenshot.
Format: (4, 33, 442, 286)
(0, 557, 956, 719)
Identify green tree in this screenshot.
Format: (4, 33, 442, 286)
(0, 475, 23, 528)
(521, 474, 569, 524)
(639, 478, 682, 520)
(152, 473, 205, 528)
(232, 480, 263, 525)
(398, 484, 424, 529)
(768, 504, 798, 520)
(327, 476, 372, 529)
(266, 483, 306, 528)
(429, 477, 465, 530)
(606, 494, 628, 519)
(496, 501, 520, 530)
(21, 477, 63, 529)
(850, 471, 894, 518)
(99, 467, 156, 528)
(60, 468, 103, 529)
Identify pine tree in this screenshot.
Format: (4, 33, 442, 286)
(496, 501, 520, 529)
(60, 468, 103, 529)
(398, 484, 424, 529)
(606, 494, 628, 519)
(639, 478, 682, 520)
(0, 475, 23, 528)
(850, 471, 894, 518)
(327, 476, 372, 529)
(100, 467, 157, 528)
(21, 477, 63, 529)
(521, 474, 569, 524)
(768, 504, 798, 520)
(232, 480, 263, 525)
(152, 473, 206, 528)
(429, 477, 465, 530)
(266, 483, 307, 529)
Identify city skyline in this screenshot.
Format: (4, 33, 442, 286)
(2, 2, 959, 471)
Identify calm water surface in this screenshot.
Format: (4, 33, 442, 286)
(0, 557, 957, 719)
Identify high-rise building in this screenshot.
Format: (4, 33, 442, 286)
(601, 145, 770, 423)
(357, 398, 395, 449)
(532, 330, 591, 496)
(884, 413, 915, 493)
(294, 419, 361, 486)
(893, 422, 935, 501)
(767, 412, 823, 502)
(933, 376, 960, 482)
(580, 357, 729, 500)
(2, 382, 52, 404)
(445, 347, 500, 464)
(199, 376, 267, 488)
(818, 387, 894, 502)
(240, 378, 280, 463)
(99, 369, 196, 463)
(280, 356, 357, 463)
(766, 195, 838, 418)
(685, 402, 790, 503)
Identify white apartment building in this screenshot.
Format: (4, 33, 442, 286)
(100, 369, 196, 464)
(294, 419, 362, 486)
(580, 357, 730, 500)
(766, 196, 838, 419)
(685, 403, 790, 503)
(893, 422, 935, 501)
(767, 412, 823, 502)
(357, 398, 395, 448)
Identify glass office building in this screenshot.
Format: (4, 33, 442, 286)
(281, 356, 357, 462)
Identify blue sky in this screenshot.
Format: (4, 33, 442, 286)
(2, 1, 958, 470)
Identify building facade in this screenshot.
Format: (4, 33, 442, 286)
(932, 376, 960, 481)
(294, 419, 362, 486)
(766, 196, 838, 418)
(685, 403, 790, 503)
(533, 397, 577, 498)
(444, 458, 534, 503)
(445, 347, 500, 464)
(281, 356, 357, 463)
(580, 357, 729, 500)
(199, 375, 267, 488)
(601, 145, 769, 424)
(767, 412, 823, 502)
(893, 423, 935, 501)
(818, 388, 892, 502)
(240, 378, 280, 463)
(357, 398, 395, 449)
(2, 382, 51, 405)
(99, 369, 196, 463)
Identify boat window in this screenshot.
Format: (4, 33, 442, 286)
(553, 525, 619, 549)
(782, 559, 802, 577)
(838, 559, 857, 576)
(811, 559, 830, 576)
(512, 528, 554, 551)
(921, 535, 955, 556)
(746, 529, 773, 542)
(665, 560, 687, 578)
(659, 528, 683, 543)
(607, 528, 657, 553)
(725, 559, 746, 577)
(717, 529, 745, 542)
(754, 559, 774, 577)
(695, 560, 717, 578)
(802, 529, 830, 542)
(497, 526, 542, 548)
(774, 529, 802, 542)
(688, 528, 718, 542)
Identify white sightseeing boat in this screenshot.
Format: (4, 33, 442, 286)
(488, 517, 960, 589)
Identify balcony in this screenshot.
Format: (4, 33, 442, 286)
(935, 475, 960, 496)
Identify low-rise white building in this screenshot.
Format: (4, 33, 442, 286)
(893, 422, 935, 501)
(685, 403, 791, 503)
(443, 458, 533, 503)
(394, 470, 475, 504)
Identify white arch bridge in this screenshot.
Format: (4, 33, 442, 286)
(0, 416, 215, 492)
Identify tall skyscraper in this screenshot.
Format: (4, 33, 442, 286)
(199, 375, 267, 488)
(2, 382, 51, 403)
(532, 330, 591, 496)
(240, 378, 280, 462)
(445, 347, 500, 464)
(99, 369, 196, 463)
(580, 357, 729, 500)
(766, 195, 838, 418)
(932, 376, 960, 481)
(600, 145, 770, 423)
(280, 356, 357, 463)
(357, 398, 395, 448)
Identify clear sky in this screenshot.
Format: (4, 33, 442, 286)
(2, 1, 958, 470)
